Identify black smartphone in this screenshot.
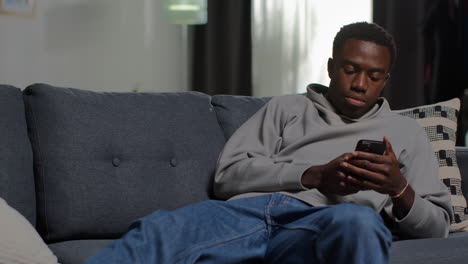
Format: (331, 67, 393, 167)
(355, 139, 385, 155)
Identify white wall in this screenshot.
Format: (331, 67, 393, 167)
(0, 0, 185, 92)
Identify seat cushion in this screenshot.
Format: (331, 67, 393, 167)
(448, 231, 468, 238)
(49, 239, 113, 264)
(0, 85, 35, 226)
(390, 236, 468, 264)
(23, 84, 226, 242)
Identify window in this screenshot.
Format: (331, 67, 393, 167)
(252, 0, 372, 96)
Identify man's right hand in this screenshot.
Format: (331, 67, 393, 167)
(301, 152, 362, 196)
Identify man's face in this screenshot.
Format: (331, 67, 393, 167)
(327, 38, 391, 119)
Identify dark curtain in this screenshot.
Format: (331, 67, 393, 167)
(460, 0, 468, 145)
(374, 0, 465, 144)
(465, 0, 468, 81)
(374, 0, 464, 107)
(190, 0, 252, 96)
(373, 0, 426, 110)
(422, 0, 464, 104)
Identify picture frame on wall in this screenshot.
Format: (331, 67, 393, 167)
(0, 0, 36, 17)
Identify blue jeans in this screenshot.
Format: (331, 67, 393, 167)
(84, 193, 392, 263)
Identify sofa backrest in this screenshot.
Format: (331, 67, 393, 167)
(23, 84, 226, 243)
(0, 85, 35, 227)
(211, 95, 271, 140)
(456, 147, 468, 201)
(2, 84, 468, 244)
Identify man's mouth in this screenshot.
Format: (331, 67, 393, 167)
(345, 96, 366, 107)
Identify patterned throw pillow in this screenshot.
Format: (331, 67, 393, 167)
(395, 98, 468, 232)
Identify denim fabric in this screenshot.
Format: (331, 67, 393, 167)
(84, 193, 392, 264)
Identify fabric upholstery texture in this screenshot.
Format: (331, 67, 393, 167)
(48, 240, 113, 264)
(390, 236, 468, 263)
(23, 84, 226, 243)
(455, 147, 468, 201)
(0, 85, 35, 226)
(395, 98, 468, 232)
(211, 95, 271, 140)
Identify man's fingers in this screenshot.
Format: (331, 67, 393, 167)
(348, 159, 387, 174)
(342, 152, 357, 161)
(342, 161, 386, 184)
(383, 136, 395, 156)
(338, 179, 361, 195)
(345, 176, 369, 191)
(352, 151, 386, 164)
(347, 175, 380, 192)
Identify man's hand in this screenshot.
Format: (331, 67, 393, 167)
(343, 136, 407, 196)
(345, 136, 415, 219)
(301, 152, 362, 196)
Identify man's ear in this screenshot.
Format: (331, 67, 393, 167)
(379, 73, 391, 97)
(327, 58, 334, 79)
(383, 73, 391, 86)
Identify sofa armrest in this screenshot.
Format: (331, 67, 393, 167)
(456, 147, 468, 201)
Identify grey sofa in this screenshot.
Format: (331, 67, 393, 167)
(1, 83, 467, 264)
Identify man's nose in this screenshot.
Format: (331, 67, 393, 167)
(351, 72, 368, 93)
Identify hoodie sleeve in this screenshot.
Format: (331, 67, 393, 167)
(213, 96, 312, 200)
(384, 121, 454, 238)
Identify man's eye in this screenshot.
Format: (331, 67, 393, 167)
(369, 74, 386, 82)
(344, 68, 355, 74)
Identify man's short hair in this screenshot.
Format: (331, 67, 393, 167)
(332, 22, 397, 70)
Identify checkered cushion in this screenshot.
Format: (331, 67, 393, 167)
(395, 98, 468, 232)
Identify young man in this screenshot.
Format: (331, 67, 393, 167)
(85, 22, 453, 264)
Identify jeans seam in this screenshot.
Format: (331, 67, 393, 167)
(173, 222, 266, 264)
(269, 222, 321, 233)
(266, 194, 323, 263)
(265, 193, 284, 227)
(267, 222, 323, 263)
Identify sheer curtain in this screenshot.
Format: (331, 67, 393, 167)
(252, 0, 372, 97)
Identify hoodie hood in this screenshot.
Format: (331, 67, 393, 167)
(306, 83, 390, 125)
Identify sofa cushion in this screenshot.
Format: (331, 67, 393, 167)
(211, 95, 271, 140)
(395, 98, 468, 232)
(456, 147, 468, 201)
(49, 239, 113, 264)
(449, 230, 468, 238)
(23, 84, 226, 242)
(390, 236, 468, 264)
(0, 85, 35, 226)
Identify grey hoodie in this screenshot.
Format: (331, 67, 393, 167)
(214, 84, 453, 238)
